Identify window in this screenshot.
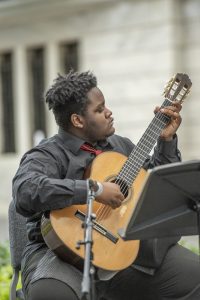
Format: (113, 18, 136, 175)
(60, 41, 79, 73)
(0, 52, 15, 153)
(28, 47, 46, 145)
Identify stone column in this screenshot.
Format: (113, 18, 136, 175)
(13, 46, 30, 154)
(45, 43, 59, 137)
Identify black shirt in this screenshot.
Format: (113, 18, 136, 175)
(12, 128, 181, 263)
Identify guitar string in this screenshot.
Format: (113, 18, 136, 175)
(98, 84, 191, 220)
(96, 111, 169, 221)
(116, 115, 168, 193)
(96, 204, 110, 221)
(96, 94, 185, 221)
(96, 114, 168, 220)
(115, 99, 171, 190)
(96, 100, 171, 221)
(96, 82, 190, 220)
(117, 92, 186, 189)
(118, 116, 166, 186)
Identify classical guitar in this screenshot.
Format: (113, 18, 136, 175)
(41, 73, 192, 271)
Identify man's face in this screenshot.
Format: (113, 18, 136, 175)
(81, 87, 115, 143)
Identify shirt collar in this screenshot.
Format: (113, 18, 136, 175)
(58, 127, 114, 155)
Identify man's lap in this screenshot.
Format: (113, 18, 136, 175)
(22, 244, 200, 300)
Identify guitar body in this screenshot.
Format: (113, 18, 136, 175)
(42, 151, 147, 271)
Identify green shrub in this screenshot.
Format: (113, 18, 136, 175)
(0, 242, 22, 300)
(179, 240, 199, 255)
(0, 242, 10, 267)
(0, 242, 12, 300)
(0, 264, 12, 300)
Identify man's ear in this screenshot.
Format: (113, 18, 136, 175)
(70, 113, 84, 128)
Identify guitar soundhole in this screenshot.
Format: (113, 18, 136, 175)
(112, 178, 129, 198)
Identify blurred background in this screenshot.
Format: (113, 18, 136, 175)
(0, 0, 199, 246)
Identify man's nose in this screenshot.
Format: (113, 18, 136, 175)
(105, 107, 112, 118)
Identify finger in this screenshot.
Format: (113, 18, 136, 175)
(160, 108, 180, 119)
(110, 199, 121, 209)
(164, 105, 177, 112)
(172, 101, 182, 112)
(154, 106, 160, 114)
(118, 193, 125, 202)
(114, 197, 123, 206)
(164, 102, 182, 113)
(164, 104, 181, 113)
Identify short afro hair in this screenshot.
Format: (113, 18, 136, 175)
(46, 70, 97, 130)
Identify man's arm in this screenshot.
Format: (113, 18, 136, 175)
(12, 149, 88, 217)
(143, 134, 181, 170)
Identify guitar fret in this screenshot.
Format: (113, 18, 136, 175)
(139, 134, 157, 149)
(118, 99, 171, 183)
(121, 157, 143, 175)
(119, 151, 147, 183)
(151, 121, 164, 131)
(128, 145, 149, 162)
(126, 155, 145, 170)
(131, 146, 150, 160)
(136, 129, 159, 151)
(121, 153, 143, 169)
(118, 167, 140, 186)
(154, 116, 169, 126)
(135, 146, 151, 158)
(149, 123, 163, 134)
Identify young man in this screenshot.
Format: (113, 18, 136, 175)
(13, 70, 200, 300)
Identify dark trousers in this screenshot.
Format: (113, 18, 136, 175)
(28, 245, 200, 300)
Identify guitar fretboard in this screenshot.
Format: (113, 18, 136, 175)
(116, 98, 172, 186)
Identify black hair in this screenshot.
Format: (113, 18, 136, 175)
(45, 70, 97, 130)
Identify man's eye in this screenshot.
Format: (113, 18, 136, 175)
(97, 107, 104, 112)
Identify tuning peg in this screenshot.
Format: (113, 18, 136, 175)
(163, 84, 174, 98)
(183, 90, 190, 100)
(162, 89, 168, 97)
(186, 90, 191, 95)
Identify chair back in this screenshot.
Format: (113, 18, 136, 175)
(8, 200, 27, 300)
(8, 200, 28, 269)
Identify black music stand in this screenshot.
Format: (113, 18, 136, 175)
(118, 160, 200, 245)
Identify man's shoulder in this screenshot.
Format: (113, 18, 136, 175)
(21, 134, 60, 161)
(108, 134, 134, 155)
(37, 134, 59, 147)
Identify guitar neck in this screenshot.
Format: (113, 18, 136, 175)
(117, 98, 172, 186)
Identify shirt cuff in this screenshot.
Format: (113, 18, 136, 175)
(157, 134, 178, 156)
(73, 180, 88, 205)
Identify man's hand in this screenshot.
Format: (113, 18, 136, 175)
(95, 182, 124, 209)
(154, 101, 182, 141)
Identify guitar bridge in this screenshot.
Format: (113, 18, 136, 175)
(75, 210, 119, 244)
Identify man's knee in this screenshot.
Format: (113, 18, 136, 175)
(27, 278, 79, 300)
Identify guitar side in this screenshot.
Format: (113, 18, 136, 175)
(42, 151, 148, 271)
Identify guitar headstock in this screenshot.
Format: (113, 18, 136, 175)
(163, 73, 192, 103)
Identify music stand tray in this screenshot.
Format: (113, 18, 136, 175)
(119, 160, 200, 241)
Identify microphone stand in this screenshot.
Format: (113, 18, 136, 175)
(78, 180, 97, 300)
